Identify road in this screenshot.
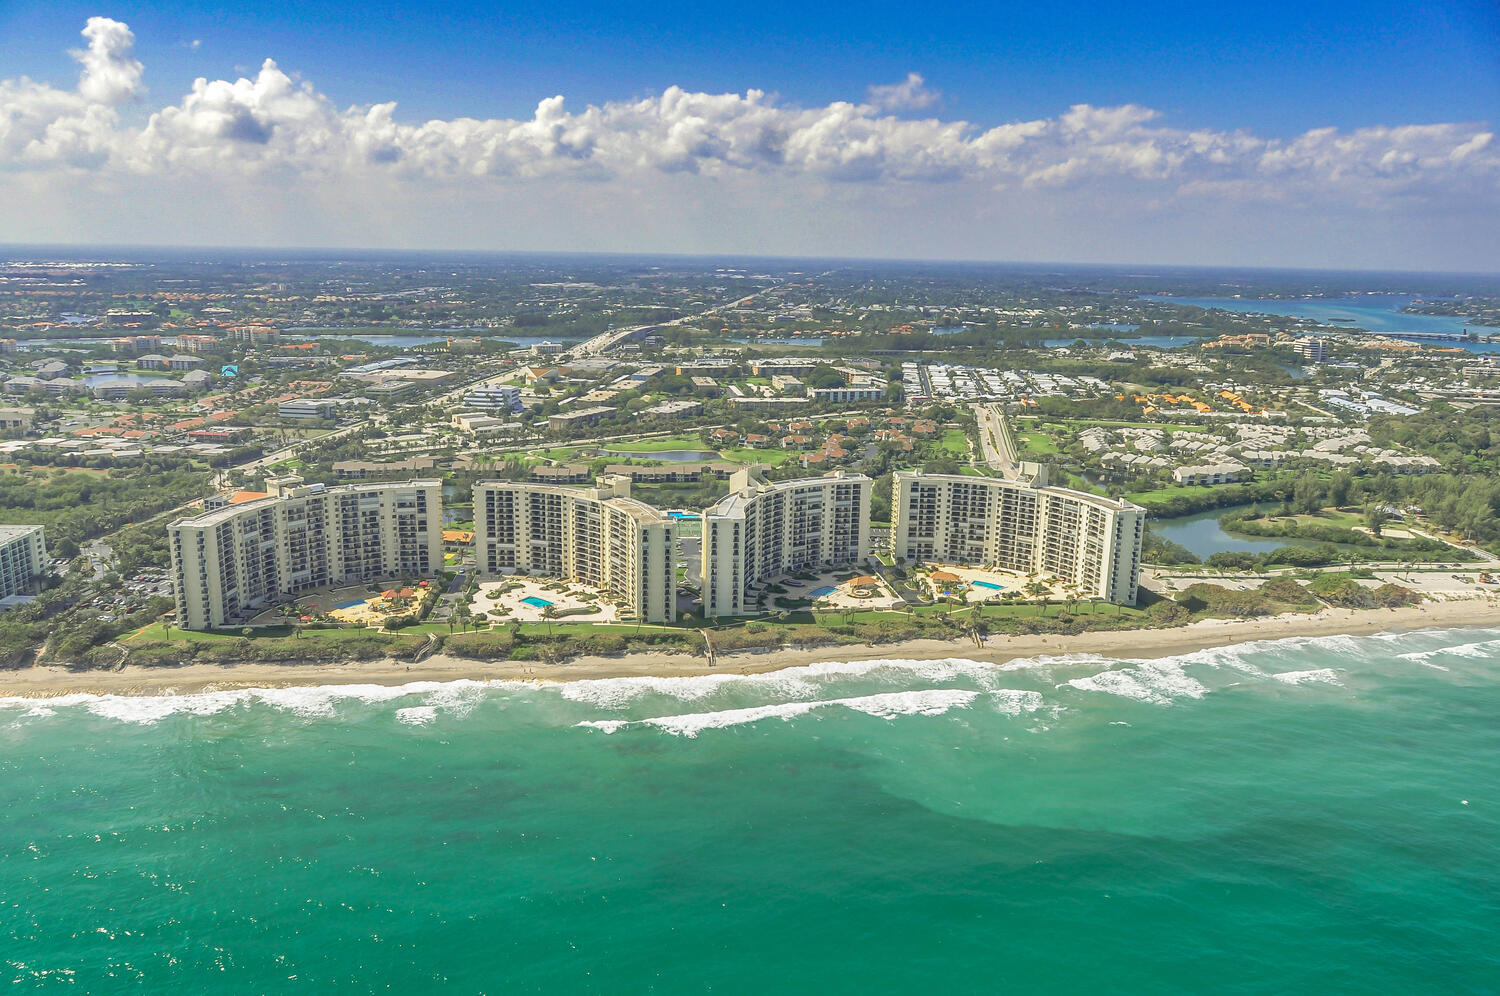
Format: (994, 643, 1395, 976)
(972, 403, 1021, 478)
(572, 284, 784, 358)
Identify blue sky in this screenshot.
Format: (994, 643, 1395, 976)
(1, 1, 1497, 268)
(6, 0, 1498, 134)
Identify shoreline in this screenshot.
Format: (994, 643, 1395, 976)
(3, 599, 1499, 700)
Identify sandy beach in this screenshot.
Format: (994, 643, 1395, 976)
(3, 597, 1498, 700)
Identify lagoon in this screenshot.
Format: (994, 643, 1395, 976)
(603, 448, 720, 463)
(1141, 293, 1475, 335)
(1150, 506, 1287, 559)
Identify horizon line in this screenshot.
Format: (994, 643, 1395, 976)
(1, 241, 1497, 280)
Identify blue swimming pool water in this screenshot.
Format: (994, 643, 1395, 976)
(810, 586, 837, 598)
(666, 511, 700, 520)
(972, 581, 1004, 591)
(522, 596, 553, 608)
(334, 599, 365, 609)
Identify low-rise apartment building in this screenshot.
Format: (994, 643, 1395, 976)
(462, 385, 523, 413)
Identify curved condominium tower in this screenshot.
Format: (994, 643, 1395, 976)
(473, 475, 677, 623)
(701, 467, 872, 617)
(891, 471, 1144, 604)
(169, 478, 442, 630)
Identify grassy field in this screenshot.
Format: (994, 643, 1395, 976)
(603, 435, 705, 452)
(533, 446, 589, 462)
(1016, 432, 1059, 456)
(1124, 482, 1224, 503)
(936, 428, 971, 458)
(716, 447, 791, 465)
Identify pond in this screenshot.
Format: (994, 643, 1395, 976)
(1149, 506, 1288, 559)
(1151, 505, 1376, 560)
(602, 448, 720, 463)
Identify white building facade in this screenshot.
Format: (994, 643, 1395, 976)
(0, 525, 47, 600)
(169, 480, 442, 630)
(701, 467, 872, 617)
(473, 477, 677, 623)
(891, 472, 1144, 604)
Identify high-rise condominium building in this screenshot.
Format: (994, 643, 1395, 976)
(169, 478, 442, 630)
(891, 472, 1144, 604)
(473, 476, 677, 623)
(701, 467, 871, 617)
(0, 525, 47, 600)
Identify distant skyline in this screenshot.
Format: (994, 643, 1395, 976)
(1, 3, 1497, 271)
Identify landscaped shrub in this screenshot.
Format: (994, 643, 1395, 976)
(1371, 582, 1421, 607)
(1307, 573, 1380, 609)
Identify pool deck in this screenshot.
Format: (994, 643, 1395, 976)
(802, 569, 903, 612)
(926, 564, 1074, 602)
(471, 577, 621, 624)
(244, 584, 384, 626)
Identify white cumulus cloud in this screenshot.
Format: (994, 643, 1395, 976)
(866, 72, 941, 112)
(1, 18, 1496, 268)
(74, 16, 144, 105)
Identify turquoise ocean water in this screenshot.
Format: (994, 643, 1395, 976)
(4, 627, 1500, 992)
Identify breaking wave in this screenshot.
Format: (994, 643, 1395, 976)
(1, 626, 1494, 733)
(578, 688, 989, 738)
(0, 679, 521, 727)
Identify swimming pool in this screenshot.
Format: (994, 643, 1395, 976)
(810, 586, 837, 598)
(334, 599, 365, 609)
(971, 581, 1004, 591)
(522, 596, 553, 608)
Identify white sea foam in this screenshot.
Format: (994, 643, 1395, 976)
(578, 688, 982, 738)
(990, 689, 1047, 716)
(558, 656, 1010, 709)
(395, 706, 438, 726)
(560, 670, 817, 708)
(1270, 668, 1341, 685)
(5, 626, 1494, 727)
(1064, 660, 1207, 706)
(0, 678, 524, 726)
(1398, 637, 1500, 662)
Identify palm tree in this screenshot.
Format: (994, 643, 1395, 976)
(543, 603, 557, 637)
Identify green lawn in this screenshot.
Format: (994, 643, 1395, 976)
(603, 435, 705, 452)
(1125, 482, 1225, 503)
(936, 428, 971, 458)
(533, 446, 589, 462)
(1016, 432, 1059, 456)
(716, 447, 791, 465)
